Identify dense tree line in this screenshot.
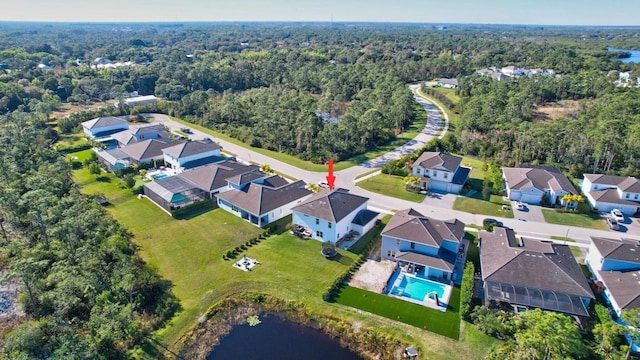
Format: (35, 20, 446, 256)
(0, 111, 176, 358)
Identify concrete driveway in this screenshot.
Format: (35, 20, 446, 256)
(512, 201, 546, 223)
(610, 215, 640, 236)
(422, 191, 457, 209)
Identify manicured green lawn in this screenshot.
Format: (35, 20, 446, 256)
(357, 174, 426, 203)
(335, 286, 461, 339)
(541, 203, 607, 230)
(74, 167, 358, 347)
(415, 88, 460, 126)
(68, 149, 95, 163)
(429, 86, 461, 104)
(169, 109, 427, 172)
(453, 194, 514, 218)
(461, 321, 498, 354)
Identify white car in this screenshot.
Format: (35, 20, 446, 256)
(318, 180, 329, 188)
(610, 209, 625, 223)
(515, 201, 526, 211)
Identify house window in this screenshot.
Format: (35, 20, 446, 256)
(433, 171, 438, 177)
(316, 230, 323, 238)
(444, 173, 448, 179)
(328, 222, 332, 228)
(410, 242, 415, 249)
(594, 185, 598, 190)
(231, 205, 238, 212)
(626, 193, 630, 199)
(316, 218, 319, 225)
(396, 239, 400, 245)
(635, 194, 639, 200)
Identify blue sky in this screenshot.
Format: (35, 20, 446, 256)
(2, 0, 639, 26)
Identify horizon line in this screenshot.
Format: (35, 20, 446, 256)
(1, 20, 640, 28)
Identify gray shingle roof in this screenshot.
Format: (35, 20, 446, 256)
(291, 189, 369, 223)
(351, 209, 379, 226)
(163, 139, 220, 158)
(395, 251, 455, 272)
(178, 161, 259, 192)
(589, 189, 640, 206)
(590, 237, 640, 264)
(503, 167, 577, 194)
(82, 116, 128, 129)
(217, 177, 312, 215)
(226, 170, 265, 186)
(120, 139, 172, 161)
(599, 270, 640, 310)
(437, 78, 459, 86)
(584, 174, 640, 193)
(480, 227, 593, 299)
(381, 208, 465, 247)
(414, 152, 462, 173)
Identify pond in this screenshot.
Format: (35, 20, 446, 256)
(607, 47, 640, 63)
(207, 314, 363, 360)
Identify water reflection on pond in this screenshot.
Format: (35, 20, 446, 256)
(207, 314, 363, 360)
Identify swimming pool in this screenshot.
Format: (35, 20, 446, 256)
(153, 173, 169, 180)
(391, 276, 446, 302)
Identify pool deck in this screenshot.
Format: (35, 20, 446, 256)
(386, 271, 452, 312)
(349, 259, 397, 293)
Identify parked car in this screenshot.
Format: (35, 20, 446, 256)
(610, 209, 625, 223)
(605, 216, 620, 231)
(318, 180, 329, 188)
(515, 201, 526, 211)
(483, 218, 503, 231)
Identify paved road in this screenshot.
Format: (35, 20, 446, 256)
(145, 86, 640, 243)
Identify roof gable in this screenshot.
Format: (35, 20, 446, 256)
(414, 152, 462, 173)
(481, 228, 592, 298)
(218, 178, 312, 215)
(178, 161, 259, 191)
(382, 208, 465, 247)
(291, 189, 368, 223)
(503, 167, 577, 194)
(163, 139, 220, 158)
(82, 116, 128, 130)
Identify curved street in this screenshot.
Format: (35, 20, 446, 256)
(148, 86, 640, 244)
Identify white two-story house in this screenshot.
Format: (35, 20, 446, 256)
(585, 236, 640, 353)
(291, 189, 378, 244)
(581, 174, 640, 215)
(162, 139, 223, 174)
(381, 209, 466, 285)
(411, 152, 471, 194)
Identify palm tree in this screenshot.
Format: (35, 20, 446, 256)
(561, 194, 584, 210)
(403, 176, 421, 191)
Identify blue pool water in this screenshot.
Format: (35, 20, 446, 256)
(153, 173, 169, 180)
(392, 276, 445, 301)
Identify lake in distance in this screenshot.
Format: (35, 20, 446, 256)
(207, 314, 364, 360)
(608, 47, 640, 63)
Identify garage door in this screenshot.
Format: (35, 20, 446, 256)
(521, 194, 541, 205)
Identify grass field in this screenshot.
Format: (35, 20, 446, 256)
(169, 105, 428, 172)
(541, 203, 607, 230)
(74, 165, 494, 359)
(416, 88, 460, 126)
(335, 286, 461, 339)
(429, 86, 461, 104)
(68, 149, 95, 163)
(357, 174, 426, 203)
(453, 194, 514, 218)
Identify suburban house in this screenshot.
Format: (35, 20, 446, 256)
(291, 189, 378, 245)
(117, 95, 158, 108)
(380, 209, 466, 285)
(502, 166, 578, 206)
(96, 139, 172, 171)
(411, 152, 471, 194)
(82, 116, 129, 140)
(217, 175, 313, 227)
(480, 227, 594, 318)
(436, 78, 459, 88)
(143, 160, 258, 212)
(162, 139, 224, 174)
(110, 124, 169, 146)
(585, 236, 640, 352)
(581, 174, 640, 215)
(501, 66, 523, 77)
(178, 161, 260, 197)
